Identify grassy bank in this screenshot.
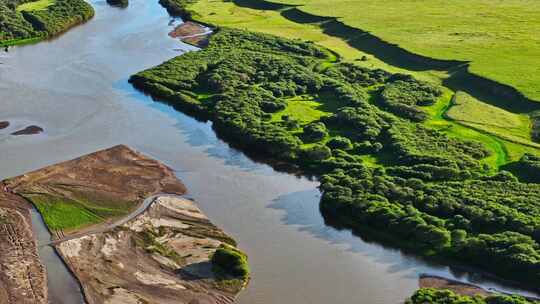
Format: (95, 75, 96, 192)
(0, 0, 94, 46)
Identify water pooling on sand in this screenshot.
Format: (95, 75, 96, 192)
(0, 0, 538, 303)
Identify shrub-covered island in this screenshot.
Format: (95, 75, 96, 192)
(0, 0, 93, 46)
(130, 28, 540, 290)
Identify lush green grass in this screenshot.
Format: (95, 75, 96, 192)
(270, 94, 341, 124)
(263, 0, 540, 102)
(25, 194, 127, 231)
(188, 0, 439, 80)
(186, 0, 540, 167)
(16, 0, 55, 12)
(446, 92, 539, 148)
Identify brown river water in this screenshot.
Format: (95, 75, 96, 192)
(0, 0, 538, 303)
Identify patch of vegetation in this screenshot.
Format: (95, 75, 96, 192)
(157, 0, 195, 17)
(0, 0, 93, 46)
(378, 74, 442, 122)
(25, 193, 127, 231)
(503, 153, 540, 184)
(446, 92, 537, 147)
(16, 0, 54, 12)
(133, 229, 185, 266)
(211, 244, 250, 291)
(130, 28, 540, 289)
(406, 288, 539, 304)
(530, 111, 540, 143)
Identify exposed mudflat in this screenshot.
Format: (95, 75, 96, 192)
(419, 275, 490, 297)
(0, 188, 47, 304)
(169, 21, 211, 47)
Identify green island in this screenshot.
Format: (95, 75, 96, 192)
(129, 0, 540, 300)
(0, 0, 93, 46)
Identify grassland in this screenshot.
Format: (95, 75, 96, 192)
(260, 0, 540, 103)
(16, 0, 54, 12)
(26, 194, 127, 231)
(185, 0, 540, 167)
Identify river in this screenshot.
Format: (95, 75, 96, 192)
(0, 0, 538, 303)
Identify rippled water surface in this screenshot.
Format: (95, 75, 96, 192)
(0, 0, 537, 303)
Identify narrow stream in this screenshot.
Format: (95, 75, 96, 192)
(29, 207, 85, 304)
(1, 0, 539, 303)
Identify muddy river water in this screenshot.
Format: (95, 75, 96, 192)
(0, 0, 538, 303)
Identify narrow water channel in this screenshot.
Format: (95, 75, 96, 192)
(29, 208, 85, 304)
(0, 0, 538, 303)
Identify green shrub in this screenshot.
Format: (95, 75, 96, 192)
(211, 245, 250, 279)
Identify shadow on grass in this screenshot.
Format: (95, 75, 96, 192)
(231, 0, 540, 117)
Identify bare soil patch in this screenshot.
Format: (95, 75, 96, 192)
(169, 21, 211, 47)
(0, 187, 47, 304)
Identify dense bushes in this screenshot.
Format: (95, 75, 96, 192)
(131, 28, 540, 288)
(0, 0, 38, 42)
(379, 75, 442, 121)
(22, 0, 93, 35)
(158, 0, 195, 17)
(504, 153, 540, 183)
(407, 288, 538, 304)
(0, 0, 93, 45)
(302, 122, 327, 142)
(211, 244, 250, 279)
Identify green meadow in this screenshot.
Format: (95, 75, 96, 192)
(262, 0, 540, 102)
(187, 0, 540, 165)
(16, 0, 55, 11)
(25, 193, 128, 231)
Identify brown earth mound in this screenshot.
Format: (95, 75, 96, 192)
(419, 275, 489, 297)
(0, 189, 47, 304)
(169, 21, 211, 47)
